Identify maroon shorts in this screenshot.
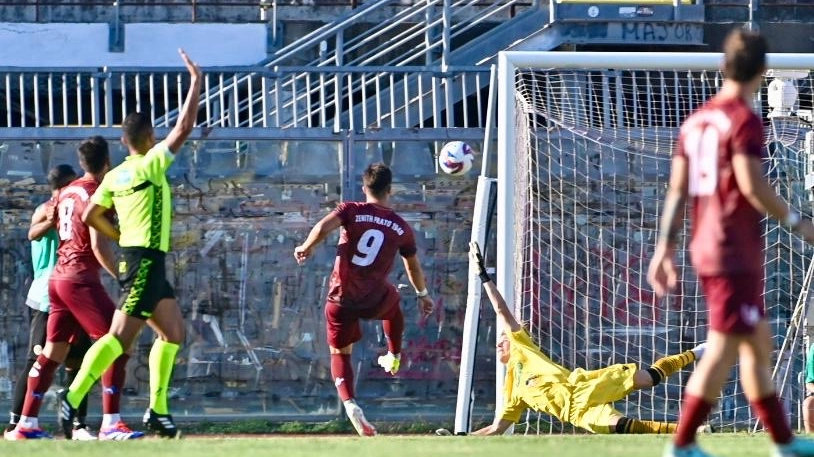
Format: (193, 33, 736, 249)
(325, 284, 402, 349)
(48, 278, 116, 343)
(699, 272, 765, 334)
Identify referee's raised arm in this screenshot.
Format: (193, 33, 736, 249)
(165, 49, 203, 154)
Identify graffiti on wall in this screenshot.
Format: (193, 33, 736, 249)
(0, 139, 496, 420)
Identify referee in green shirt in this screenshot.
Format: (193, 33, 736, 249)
(59, 48, 202, 439)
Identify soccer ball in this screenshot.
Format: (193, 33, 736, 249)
(438, 141, 474, 176)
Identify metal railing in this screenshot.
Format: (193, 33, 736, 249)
(157, 0, 535, 128)
(0, 66, 491, 130)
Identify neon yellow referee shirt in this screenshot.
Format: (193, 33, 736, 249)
(91, 142, 174, 252)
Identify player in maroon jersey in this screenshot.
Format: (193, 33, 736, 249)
(294, 162, 435, 436)
(5, 136, 143, 441)
(648, 29, 814, 457)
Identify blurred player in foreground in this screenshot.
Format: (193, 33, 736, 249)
(436, 241, 705, 436)
(648, 28, 814, 457)
(294, 163, 435, 436)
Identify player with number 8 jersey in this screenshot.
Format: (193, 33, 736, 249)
(294, 163, 435, 437)
(5, 136, 143, 441)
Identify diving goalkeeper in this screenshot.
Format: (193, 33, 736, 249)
(443, 242, 705, 435)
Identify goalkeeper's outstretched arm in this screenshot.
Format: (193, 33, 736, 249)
(469, 242, 521, 333)
(470, 418, 514, 435)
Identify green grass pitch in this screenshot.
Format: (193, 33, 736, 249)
(0, 434, 792, 457)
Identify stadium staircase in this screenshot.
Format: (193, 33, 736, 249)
(159, 0, 705, 132)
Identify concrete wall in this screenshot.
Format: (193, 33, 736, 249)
(704, 22, 814, 53)
(0, 23, 268, 67)
(0, 138, 495, 423)
(0, 1, 264, 23)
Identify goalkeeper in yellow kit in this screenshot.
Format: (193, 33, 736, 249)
(447, 242, 705, 435)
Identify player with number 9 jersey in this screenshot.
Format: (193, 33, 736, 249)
(294, 163, 435, 437)
(328, 201, 416, 306)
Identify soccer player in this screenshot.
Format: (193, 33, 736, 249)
(437, 241, 703, 436)
(294, 162, 435, 436)
(60, 48, 202, 439)
(647, 28, 814, 457)
(803, 345, 814, 433)
(5, 138, 143, 441)
(5, 164, 96, 440)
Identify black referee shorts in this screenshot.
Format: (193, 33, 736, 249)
(118, 247, 175, 320)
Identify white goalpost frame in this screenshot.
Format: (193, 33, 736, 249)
(487, 50, 814, 433)
(454, 64, 499, 435)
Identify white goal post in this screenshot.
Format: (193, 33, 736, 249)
(455, 51, 814, 434)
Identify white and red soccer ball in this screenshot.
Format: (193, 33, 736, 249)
(438, 141, 474, 176)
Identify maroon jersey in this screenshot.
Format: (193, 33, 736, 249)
(327, 202, 417, 306)
(51, 177, 103, 282)
(675, 95, 765, 276)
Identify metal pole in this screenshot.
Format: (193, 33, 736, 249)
(748, 0, 760, 31)
(441, 0, 450, 70)
(495, 52, 515, 425)
(425, 0, 434, 66)
(480, 64, 497, 176)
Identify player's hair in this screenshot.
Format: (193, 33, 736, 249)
(46, 164, 77, 190)
(77, 135, 110, 174)
(362, 162, 392, 198)
(122, 111, 154, 149)
(722, 28, 768, 83)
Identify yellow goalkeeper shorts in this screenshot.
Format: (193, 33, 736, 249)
(572, 404, 625, 434)
(567, 362, 638, 433)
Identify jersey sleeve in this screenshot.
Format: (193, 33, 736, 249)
(90, 174, 114, 208)
(806, 345, 814, 384)
(332, 202, 353, 225)
(498, 396, 528, 423)
(139, 141, 175, 182)
(731, 113, 764, 159)
(398, 224, 418, 258)
(508, 328, 535, 347)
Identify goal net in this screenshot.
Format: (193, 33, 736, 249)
(489, 52, 814, 433)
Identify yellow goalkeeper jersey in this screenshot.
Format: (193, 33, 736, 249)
(498, 329, 574, 424)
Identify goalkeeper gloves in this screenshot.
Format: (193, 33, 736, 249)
(469, 241, 492, 283)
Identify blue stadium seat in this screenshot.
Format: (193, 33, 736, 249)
(166, 143, 193, 180)
(249, 141, 284, 178)
(110, 143, 129, 167)
(198, 141, 244, 178)
(0, 141, 45, 182)
(352, 141, 385, 171)
(46, 141, 81, 172)
(388, 141, 435, 181)
(277, 140, 341, 183)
